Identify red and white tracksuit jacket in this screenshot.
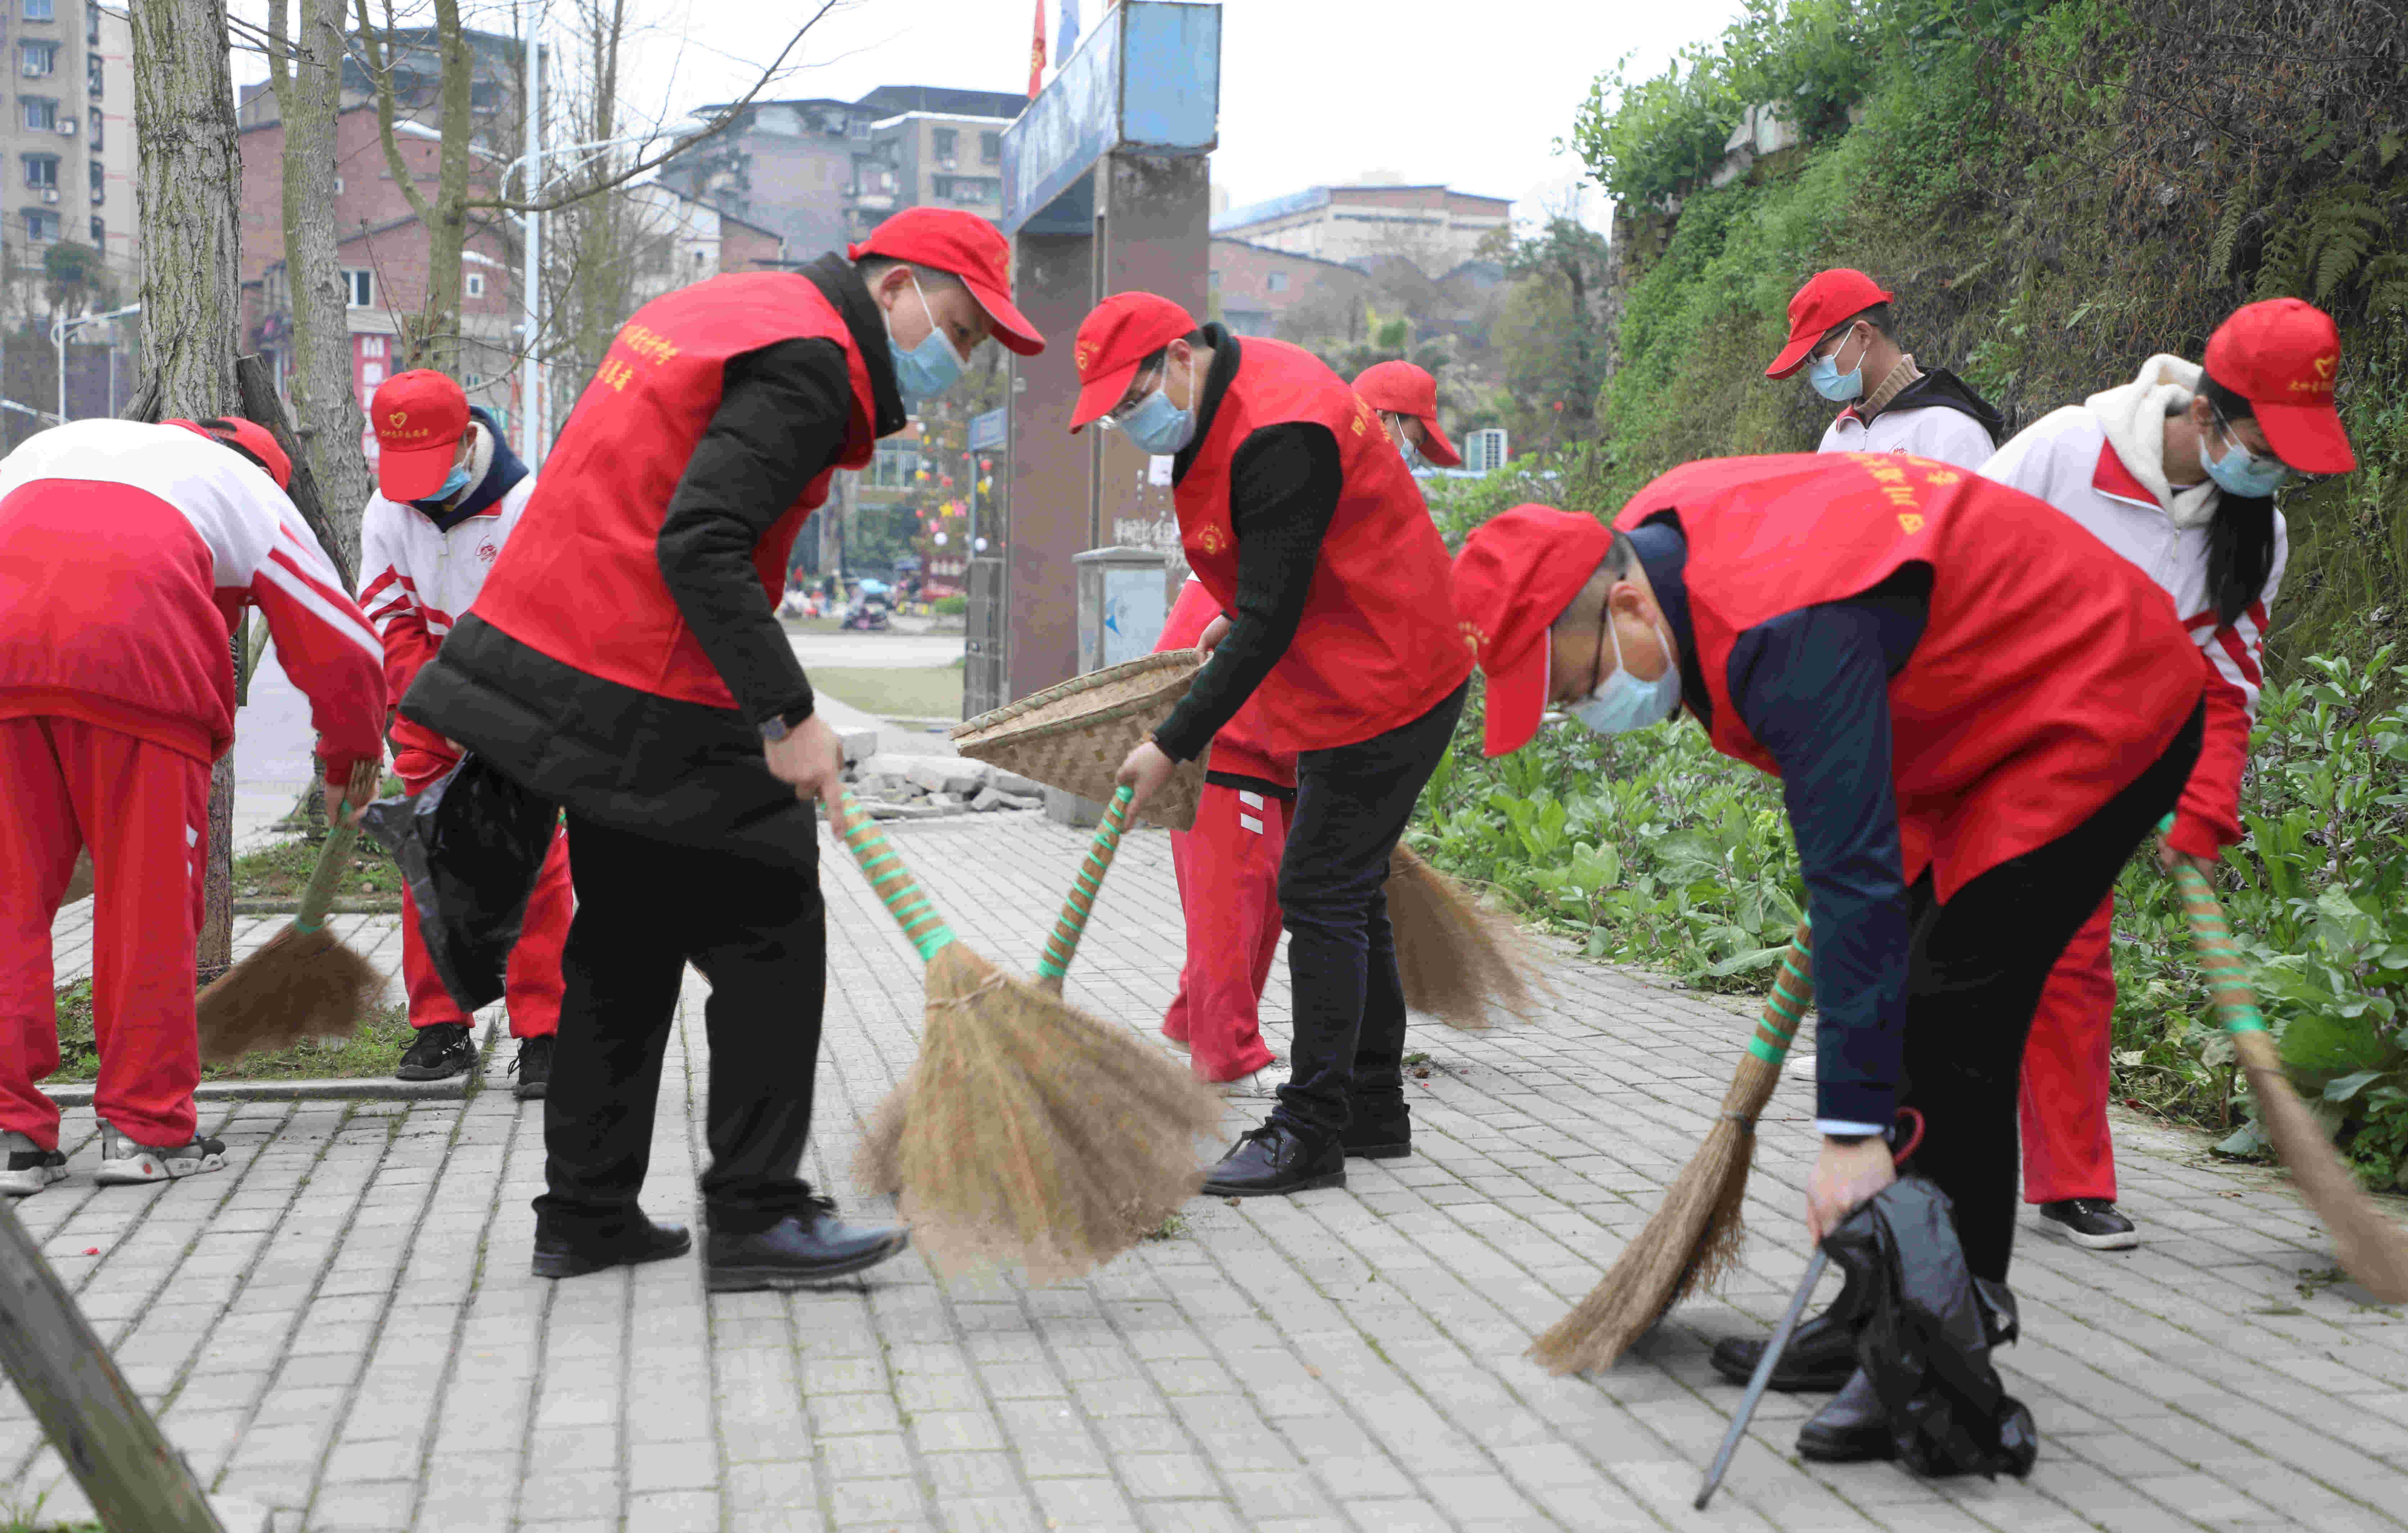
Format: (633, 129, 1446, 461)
(1981, 404, 2286, 1203)
(358, 471, 568, 1036)
(0, 419, 387, 1151)
(1158, 578, 1292, 1083)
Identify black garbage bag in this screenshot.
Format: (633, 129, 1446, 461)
(1823, 1176, 2039, 1479)
(358, 752, 555, 1014)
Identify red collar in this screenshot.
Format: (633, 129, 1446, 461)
(2090, 440, 2157, 507)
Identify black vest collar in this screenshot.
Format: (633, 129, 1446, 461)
(803, 254, 908, 440)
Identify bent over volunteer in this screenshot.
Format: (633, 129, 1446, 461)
(400, 206, 1046, 1290)
(1070, 293, 1473, 1197)
(1451, 454, 2206, 1464)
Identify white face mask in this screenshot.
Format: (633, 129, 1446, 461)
(1568, 605, 1681, 737)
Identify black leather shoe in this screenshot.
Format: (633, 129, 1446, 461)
(530, 1214, 691, 1280)
(1797, 1367, 1897, 1463)
(704, 1201, 910, 1292)
(1200, 1122, 1345, 1197)
(1710, 1263, 1869, 1392)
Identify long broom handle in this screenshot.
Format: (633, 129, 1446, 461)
(1033, 785, 1134, 991)
(827, 788, 958, 963)
(292, 759, 380, 936)
(1744, 920, 1816, 1068)
(2156, 819, 2267, 1040)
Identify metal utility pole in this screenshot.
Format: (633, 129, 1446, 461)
(519, 4, 545, 461)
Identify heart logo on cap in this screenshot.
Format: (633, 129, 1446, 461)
(389, 411, 407, 426)
(1075, 342, 1093, 371)
(2313, 354, 2335, 379)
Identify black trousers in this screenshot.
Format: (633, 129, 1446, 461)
(1271, 682, 1469, 1138)
(1903, 700, 2203, 1283)
(534, 811, 827, 1238)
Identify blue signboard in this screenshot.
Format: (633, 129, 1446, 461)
(968, 407, 1008, 452)
(1001, 0, 1221, 237)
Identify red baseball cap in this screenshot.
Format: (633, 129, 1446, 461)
(371, 370, 472, 501)
(2203, 298, 2355, 475)
(1067, 291, 1197, 431)
(1353, 360, 1461, 467)
(849, 207, 1045, 358)
(167, 416, 293, 491)
(1765, 268, 1894, 380)
(1451, 504, 1615, 756)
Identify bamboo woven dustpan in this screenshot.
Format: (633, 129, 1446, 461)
(950, 649, 1211, 832)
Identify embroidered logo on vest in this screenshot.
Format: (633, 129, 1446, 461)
(1197, 526, 1225, 556)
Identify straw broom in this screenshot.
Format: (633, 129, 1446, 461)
(831, 789, 1222, 1283)
(1387, 843, 1540, 1029)
(2170, 846, 2408, 1302)
(1531, 920, 1815, 1374)
(196, 760, 383, 1064)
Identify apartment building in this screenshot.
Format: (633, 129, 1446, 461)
(4, 0, 134, 288)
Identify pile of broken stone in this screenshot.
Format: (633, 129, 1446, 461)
(838, 730, 1047, 820)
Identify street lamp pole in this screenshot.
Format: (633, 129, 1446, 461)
(49, 302, 140, 425)
(519, 10, 544, 464)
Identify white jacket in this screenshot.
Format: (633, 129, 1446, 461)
(356, 467, 537, 722)
(1979, 402, 2286, 852)
(1817, 402, 1997, 468)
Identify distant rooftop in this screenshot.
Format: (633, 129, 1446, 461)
(1213, 183, 1515, 234)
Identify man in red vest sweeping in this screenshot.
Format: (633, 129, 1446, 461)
(1353, 360, 1463, 472)
(1152, 574, 1289, 1085)
(399, 207, 1046, 1288)
(356, 368, 571, 1095)
(1452, 454, 2206, 1461)
(1, 418, 386, 1197)
(1071, 293, 1473, 1195)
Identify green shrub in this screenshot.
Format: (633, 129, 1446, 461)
(932, 595, 967, 616)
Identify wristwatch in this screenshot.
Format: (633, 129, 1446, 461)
(759, 705, 812, 742)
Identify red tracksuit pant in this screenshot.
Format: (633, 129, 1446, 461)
(396, 749, 570, 1037)
(2019, 892, 2118, 1203)
(0, 716, 210, 1152)
(1161, 783, 1285, 1083)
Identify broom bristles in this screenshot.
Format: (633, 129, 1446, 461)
(1387, 845, 1541, 1030)
(196, 924, 382, 1065)
(1530, 1049, 1787, 1374)
(853, 1073, 910, 1197)
(889, 943, 1224, 1284)
(2236, 1033, 2408, 1303)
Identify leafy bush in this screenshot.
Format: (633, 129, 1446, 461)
(931, 595, 967, 616)
(1414, 649, 2408, 1188)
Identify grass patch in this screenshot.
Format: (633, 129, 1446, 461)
(1146, 1213, 1190, 1242)
(51, 983, 417, 1083)
(808, 665, 964, 722)
(231, 832, 400, 900)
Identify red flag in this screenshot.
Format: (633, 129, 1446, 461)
(1027, 0, 1047, 98)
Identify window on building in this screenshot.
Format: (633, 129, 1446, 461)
(332, 175, 342, 193)
(85, 51, 99, 95)
(23, 208, 57, 241)
(85, 107, 98, 146)
(1266, 270, 1289, 293)
(342, 268, 373, 307)
(932, 127, 957, 162)
(84, 0, 94, 42)
(22, 96, 54, 130)
(461, 372, 483, 390)
(869, 444, 921, 489)
(464, 271, 483, 298)
(359, 335, 387, 359)
(87, 214, 100, 246)
(20, 41, 57, 76)
(22, 153, 57, 190)
(24, 0, 54, 22)
(1207, 269, 1221, 291)
(979, 131, 1000, 164)
(848, 116, 869, 140)
(87, 158, 100, 201)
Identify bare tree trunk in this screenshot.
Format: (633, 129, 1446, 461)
(269, 0, 372, 574)
(133, 0, 247, 977)
(354, 0, 471, 371)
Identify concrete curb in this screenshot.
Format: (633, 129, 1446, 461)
(41, 1073, 473, 1106)
(230, 898, 407, 916)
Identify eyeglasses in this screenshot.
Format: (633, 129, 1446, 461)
(1095, 363, 1163, 431)
(2212, 407, 2296, 483)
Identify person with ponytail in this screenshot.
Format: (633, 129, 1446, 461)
(1974, 298, 2357, 1253)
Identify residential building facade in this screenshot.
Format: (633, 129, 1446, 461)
(1208, 236, 1370, 340)
(3, 0, 134, 290)
(1211, 184, 1512, 275)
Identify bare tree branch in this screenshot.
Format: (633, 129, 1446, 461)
(352, 0, 438, 230)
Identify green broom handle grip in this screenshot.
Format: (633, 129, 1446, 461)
(828, 788, 957, 963)
(292, 759, 377, 935)
(2159, 815, 2266, 1035)
(1744, 919, 1815, 1067)
(1035, 785, 1134, 985)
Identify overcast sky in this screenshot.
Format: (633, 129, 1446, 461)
(230, 0, 1753, 232)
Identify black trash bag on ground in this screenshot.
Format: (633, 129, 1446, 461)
(359, 752, 554, 1014)
(1824, 1176, 2039, 1479)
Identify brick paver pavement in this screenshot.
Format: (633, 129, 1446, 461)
(8, 813, 2408, 1532)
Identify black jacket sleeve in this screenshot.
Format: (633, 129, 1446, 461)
(656, 338, 852, 725)
(1727, 597, 1922, 1130)
(1152, 421, 1342, 761)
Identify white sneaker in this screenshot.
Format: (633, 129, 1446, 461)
(2, 1130, 68, 1197)
(93, 1126, 227, 1185)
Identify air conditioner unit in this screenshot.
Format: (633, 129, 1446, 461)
(60, 118, 74, 135)
(21, 64, 46, 78)
(40, 187, 59, 204)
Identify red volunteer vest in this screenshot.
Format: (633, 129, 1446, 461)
(1176, 338, 1470, 750)
(1157, 578, 1294, 786)
(1617, 453, 2201, 900)
(474, 272, 878, 708)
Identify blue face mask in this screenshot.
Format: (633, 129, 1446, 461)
(411, 461, 473, 512)
(1807, 327, 1867, 403)
(2199, 416, 2289, 499)
(887, 275, 970, 402)
(1116, 371, 1196, 456)
(1569, 607, 1682, 737)
(1386, 415, 1427, 470)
